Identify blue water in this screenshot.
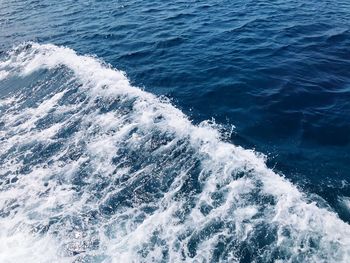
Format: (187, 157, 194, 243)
(1, 0, 350, 262)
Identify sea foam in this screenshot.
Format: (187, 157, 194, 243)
(0, 43, 349, 262)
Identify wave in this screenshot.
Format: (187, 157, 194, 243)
(0, 43, 349, 263)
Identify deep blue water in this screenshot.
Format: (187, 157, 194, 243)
(1, 0, 350, 262)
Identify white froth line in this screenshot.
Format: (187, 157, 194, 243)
(0, 70, 9, 80)
(15, 43, 146, 99)
(0, 95, 16, 107)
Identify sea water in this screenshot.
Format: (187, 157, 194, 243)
(0, 1, 350, 262)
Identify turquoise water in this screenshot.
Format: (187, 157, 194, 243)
(0, 0, 350, 262)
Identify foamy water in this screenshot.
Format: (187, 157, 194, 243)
(0, 43, 349, 262)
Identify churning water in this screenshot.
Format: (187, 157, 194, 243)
(0, 42, 349, 262)
(1, 0, 350, 262)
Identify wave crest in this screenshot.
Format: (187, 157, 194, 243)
(0, 43, 349, 262)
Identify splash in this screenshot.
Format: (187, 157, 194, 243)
(0, 43, 349, 263)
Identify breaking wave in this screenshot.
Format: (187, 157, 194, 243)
(0, 43, 349, 263)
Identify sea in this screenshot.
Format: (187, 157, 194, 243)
(0, 0, 350, 262)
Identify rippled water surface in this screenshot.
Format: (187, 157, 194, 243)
(0, 0, 350, 262)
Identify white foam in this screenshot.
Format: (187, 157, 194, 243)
(0, 230, 68, 263)
(0, 42, 349, 262)
(339, 196, 350, 213)
(0, 70, 9, 80)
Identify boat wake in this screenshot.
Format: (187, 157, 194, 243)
(0, 43, 349, 262)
